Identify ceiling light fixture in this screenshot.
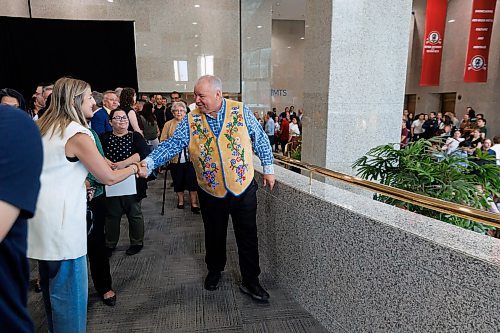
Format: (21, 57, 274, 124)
(247, 36, 252, 39)
(287, 46, 291, 49)
(300, 37, 305, 40)
(194, 34, 199, 38)
(448, 19, 455, 23)
(194, 44, 198, 47)
(107, 0, 114, 2)
(257, 25, 263, 29)
(192, 22, 198, 25)
(305, 24, 309, 28)
(194, 4, 200, 8)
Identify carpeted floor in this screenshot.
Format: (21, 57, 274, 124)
(28, 175, 327, 332)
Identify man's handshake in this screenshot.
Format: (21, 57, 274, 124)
(135, 161, 149, 178)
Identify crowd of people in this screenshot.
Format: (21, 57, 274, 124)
(0, 75, 276, 333)
(253, 105, 304, 156)
(402, 107, 499, 164)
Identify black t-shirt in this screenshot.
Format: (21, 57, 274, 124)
(0, 105, 43, 333)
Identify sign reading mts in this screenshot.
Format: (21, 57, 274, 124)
(271, 89, 287, 96)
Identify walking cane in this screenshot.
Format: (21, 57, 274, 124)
(161, 166, 168, 216)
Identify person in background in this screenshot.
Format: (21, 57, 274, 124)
(153, 94, 167, 133)
(441, 130, 463, 155)
(91, 91, 103, 111)
(0, 104, 43, 333)
(0, 88, 26, 110)
(91, 90, 115, 135)
(476, 118, 488, 139)
(120, 87, 143, 136)
(100, 109, 150, 256)
(86, 129, 116, 307)
(401, 120, 409, 147)
(411, 113, 425, 141)
(288, 115, 301, 152)
(140, 102, 160, 150)
(37, 83, 54, 118)
(29, 77, 139, 333)
(491, 135, 500, 166)
(30, 84, 45, 119)
(461, 128, 483, 154)
(264, 112, 275, 148)
(274, 115, 280, 152)
(279, 115, 290, 154)
(160, 102, 200, 213)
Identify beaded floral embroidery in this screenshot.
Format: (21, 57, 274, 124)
(225, 107, 248, 185)
(190, 114, 219, 189)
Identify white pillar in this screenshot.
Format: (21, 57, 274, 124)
(302, 0, 413, 175)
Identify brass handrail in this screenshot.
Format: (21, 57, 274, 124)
(272, 153, 500, 229)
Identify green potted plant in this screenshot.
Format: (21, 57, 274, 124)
(352, 139, 499, 234)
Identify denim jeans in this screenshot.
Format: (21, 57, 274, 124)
(38, 256, 88, 333)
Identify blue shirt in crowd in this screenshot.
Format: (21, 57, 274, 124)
(145, 99, 274, 175)
(265, 117, 275, 136)
(0, 105, 43, 333)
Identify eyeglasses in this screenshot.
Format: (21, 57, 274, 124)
(112, 116, 129, 121)
(172, 109, 186, 113)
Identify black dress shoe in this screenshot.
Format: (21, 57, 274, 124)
(126, 244, 143, 255)
(191, 206, 201, 214)
(239, 281, 270, 302)
(177, 204, 184, 209)
(103, 294, 116, 307)
(204, 271, 221, 291)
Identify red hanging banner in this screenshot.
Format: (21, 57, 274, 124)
(464, 0, 497, 83)
(420, 0, 448, 86)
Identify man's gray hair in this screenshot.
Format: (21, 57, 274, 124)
(197, 75, 222, 91)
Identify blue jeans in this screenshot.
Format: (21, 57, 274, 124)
(38, 256, 88, 333)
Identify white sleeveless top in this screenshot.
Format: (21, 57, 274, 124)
(28, 122, 94, 260)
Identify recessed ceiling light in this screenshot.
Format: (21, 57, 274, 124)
(194, 44, 198, 47)
(448, 19, 455, 23)
(300, 37, 305, 40)
(194, 34, 199, 38)
(143, 43, 147, 46)
(257, 25, 263, 29)
(305, 24, 309, 28)
(192, 22, 198, 25)
(107, 0, 113, 2)
(287, 46, 291, 49)
(247, 36, 252, 39)
(276, 2, 280, 6)
(194, 4, 200, 8)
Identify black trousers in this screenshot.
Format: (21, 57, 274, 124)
(170, 162, 198, 192)
(197, 180, 261, 283)
(87, 195, 113, 296)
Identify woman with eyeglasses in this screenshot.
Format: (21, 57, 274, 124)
(29, 77, 141, 333)
(100, 109, 150, 256)
(160, 101, 200, 213)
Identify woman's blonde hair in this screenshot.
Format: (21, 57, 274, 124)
(37, 77, 90, 138)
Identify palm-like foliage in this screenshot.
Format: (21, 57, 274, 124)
(352, 139, 500, 234)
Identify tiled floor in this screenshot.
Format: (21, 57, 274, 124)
(28, 175, 327, 332)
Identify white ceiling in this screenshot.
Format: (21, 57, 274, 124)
(271, 0, 306, 20)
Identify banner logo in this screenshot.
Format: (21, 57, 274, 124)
(427, 31, 441, 44)
(469, 55, 486, 71)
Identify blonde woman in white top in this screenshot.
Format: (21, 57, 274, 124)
(30, 77, 140, 333)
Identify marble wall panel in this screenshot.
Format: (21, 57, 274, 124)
(303, 0, 412, 175)
(254, 162, 500, 332)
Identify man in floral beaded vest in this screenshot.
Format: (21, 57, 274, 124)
(140, 75, 275, 302)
